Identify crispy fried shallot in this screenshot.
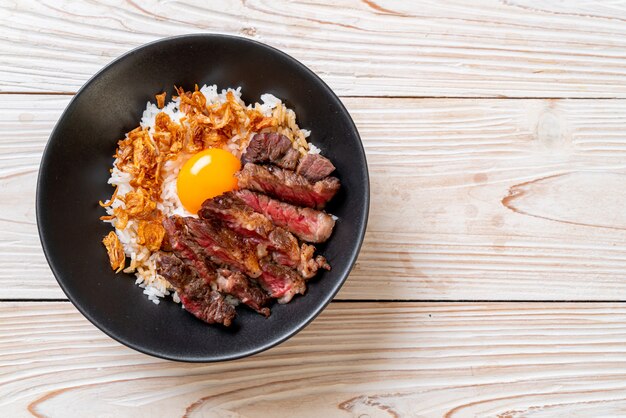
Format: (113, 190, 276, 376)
(102, 231, 125, 272)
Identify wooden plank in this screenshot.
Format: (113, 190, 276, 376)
(4, 301, 626, 416)
(5, 95, 626, 300)
(353, 98, 626, 300)
(4, 1, 626, 97)
(0, 95, 65, 299)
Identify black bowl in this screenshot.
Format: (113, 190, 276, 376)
(37, 34, 369, 362)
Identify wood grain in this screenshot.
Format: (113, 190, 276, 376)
(5, 0, 626, 97)
(5, 95, 626, 300)
(0, 95, 64, 299)
(4, 302, 626, 417)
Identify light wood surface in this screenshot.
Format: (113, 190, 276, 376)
(4, 95, 626, 300)
(5, 0, 626, 97)
(2, 1, 626, 416)
(4, 302, 626, 417)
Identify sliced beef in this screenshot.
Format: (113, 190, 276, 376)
(156, 252, 235, 326)
(169, 215, 306, 304)
(162, 219, 270, 317)
(242, 132, 300, 170)
(237, 163, 340, 209)
(299, 243, 331, 279)
(267, 227, 299, 266)
(296, 153, 335, 182)
(200, 193, 327, 277)
(198, 192, 273, 238)
(235, 190, 335, 243)
(162, 216, 217, 284)
(156, 251, 188, 285)
(269, 241, 329, 279)
(216, 268, 271, 316)
(179, 289, 236, 326)
(257, 259, 306, 303)
(199, 193, 299, 267)
(160, 230, 173, 252)
(183, 216, 262, 278)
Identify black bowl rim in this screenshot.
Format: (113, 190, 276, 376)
(36, 33, 370, 362)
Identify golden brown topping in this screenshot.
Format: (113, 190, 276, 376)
(246, 108, 264, 126)
(155, 111, 171, 130)
(256, 117, 277, 130)
(137, 220, 166, 252)
(190, 90, 207, 110)
(114, 135, 134, 162)
(99, 207, 129, 229)
(113, 207, 129, 230)
(99, 185, 119, 208)
(212, 105, 232, 130)
(153, 112, 184, 158)
(176, 86, 195, 114)
(123, 188, 156, 218)
(131, 129, 157, 171)
(155, 92, 166, 109)
(203, 130, 227, 147)
(102, 231, 125, 273)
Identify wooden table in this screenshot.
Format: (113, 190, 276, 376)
(3, 1, 626, 416)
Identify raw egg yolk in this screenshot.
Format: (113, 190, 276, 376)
(177, 148, 241, 214)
